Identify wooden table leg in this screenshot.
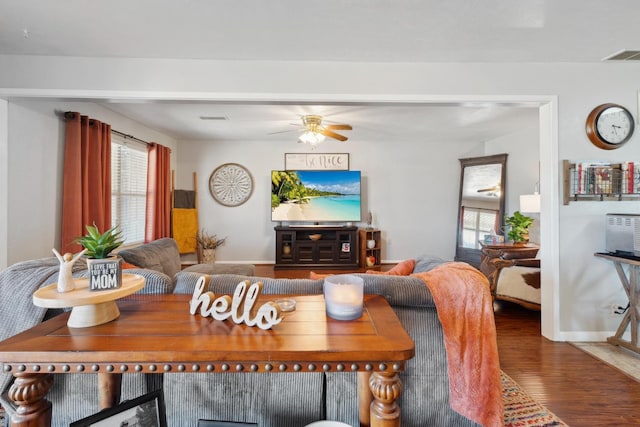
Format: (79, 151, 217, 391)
(608, 262, 640, 354)
(98, 372, 122, 409)
(357, 372, 372, 426)
(368, 372, 403, 427)
(7, 372, 53, 427)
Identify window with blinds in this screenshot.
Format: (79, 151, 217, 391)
(462, 208, 498, 249)
(111, 135, 148, 245)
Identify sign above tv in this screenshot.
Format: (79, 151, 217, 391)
(271, 170, 361, 223)
(284, 153, 349, 170)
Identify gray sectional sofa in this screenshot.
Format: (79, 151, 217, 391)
(0, 240, 483, 427)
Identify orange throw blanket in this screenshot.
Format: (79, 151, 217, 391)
(413, 262, 504, 427)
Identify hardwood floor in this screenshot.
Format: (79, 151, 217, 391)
(495, 300, 640, 426)
(254, 265, 640, 426)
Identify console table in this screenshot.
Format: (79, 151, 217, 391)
(0, 294, 414, 427)
(594, 252, 640, 354)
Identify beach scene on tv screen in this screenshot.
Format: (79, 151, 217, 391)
(271, 170, 361, 222)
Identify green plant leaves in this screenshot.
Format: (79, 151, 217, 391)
(505, 211, 534, 242)
(74, 224, 124, 258)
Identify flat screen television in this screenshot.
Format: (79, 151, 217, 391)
(271, 170, 361, 223)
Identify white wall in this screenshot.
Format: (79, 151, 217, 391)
(178, 136, 482, 264)
(2, 55, 640, 340)
(486, 123, 541, 242)
(5, 100, 177, 265)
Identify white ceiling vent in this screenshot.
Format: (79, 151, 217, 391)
(603, 50, 640, 61)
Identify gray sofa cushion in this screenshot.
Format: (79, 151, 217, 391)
(183, 263, 255, 276)
(118, 238, 182, 278)
(412, 254, 447, 273)
(174, 272, 324, 295)
(353, 273, 437, 308)
(164, 372, 324, 427)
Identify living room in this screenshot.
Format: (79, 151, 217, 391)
(1, 0, 640, 362)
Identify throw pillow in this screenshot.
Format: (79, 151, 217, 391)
(122, 262, 140, 269)
(367, 259, 415, 276)
(310, 271, 330, 279)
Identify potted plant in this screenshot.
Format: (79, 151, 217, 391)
(504, 211, 534, 244)
(196, 229, 227, 264)
(75, 224, 124, 291)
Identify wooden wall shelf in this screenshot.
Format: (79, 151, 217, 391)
(563, 160, 640, 205)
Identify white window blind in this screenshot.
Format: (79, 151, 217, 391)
(462, 208, 498, 249)
(111, 134, 148, 245)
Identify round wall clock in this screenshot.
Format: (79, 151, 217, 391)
(585, 103, 635, 150)
(209, 163, 254, 207)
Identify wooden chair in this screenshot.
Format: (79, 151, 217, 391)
(480, 245, 541, 310)
(491, 257, 541, 310)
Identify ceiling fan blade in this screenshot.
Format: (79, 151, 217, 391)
(477, 185, 500, 193)
(322, 129, 348, 142)
(267, 129, 296, 135)
(324, 124, 352, 131)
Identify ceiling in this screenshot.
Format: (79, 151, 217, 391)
(102, 102, 538, 142)
(1, 0, 635, 141)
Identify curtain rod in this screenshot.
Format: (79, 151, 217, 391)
(111, 129, 151, 147)
(63, 111, 151, 146)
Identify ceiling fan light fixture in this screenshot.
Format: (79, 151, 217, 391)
(298, 130, 326, 145)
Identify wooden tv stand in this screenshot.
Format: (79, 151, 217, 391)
(274, 225, 359, 269)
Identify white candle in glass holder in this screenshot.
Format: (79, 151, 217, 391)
(323, 274, 364, 321)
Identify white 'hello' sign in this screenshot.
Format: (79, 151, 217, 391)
(189, 276, 283, 330)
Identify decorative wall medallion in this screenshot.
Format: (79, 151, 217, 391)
(209, 163, 254, 206)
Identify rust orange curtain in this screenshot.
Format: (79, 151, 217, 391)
(61, 112, 112, 253)
(145, 142, 171, 242)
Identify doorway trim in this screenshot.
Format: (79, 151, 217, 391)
(0, 89, 560, 340)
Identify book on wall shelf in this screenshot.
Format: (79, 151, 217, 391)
(564, 160, 640, 204)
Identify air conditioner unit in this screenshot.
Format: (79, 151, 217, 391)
(605, 214, 640, 257)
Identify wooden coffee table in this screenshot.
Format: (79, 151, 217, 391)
(0, 293, 414, 427)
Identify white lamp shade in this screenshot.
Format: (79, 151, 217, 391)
(519, 193, 541, 213)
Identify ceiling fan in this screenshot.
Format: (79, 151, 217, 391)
(299, 115, 352, 142)
(477, 184, 501, 197)
(269, 114, 352, 144)
(477, 184, 500, 193)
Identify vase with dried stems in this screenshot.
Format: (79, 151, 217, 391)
(196, 229, 227, 264)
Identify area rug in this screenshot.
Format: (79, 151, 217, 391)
(571, 342, 640, 382)
(502, 371, 568, 426)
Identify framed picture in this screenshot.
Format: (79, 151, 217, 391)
(285, 153, 349, 170)
(70, 389, 167, 427)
